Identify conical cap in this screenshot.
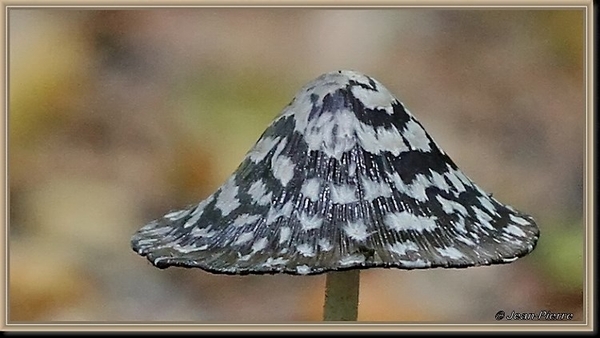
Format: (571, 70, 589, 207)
(131, 70, 539, 275)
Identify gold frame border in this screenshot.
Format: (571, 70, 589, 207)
(1, 0, 594, 332)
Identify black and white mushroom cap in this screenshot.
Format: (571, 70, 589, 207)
(131, 70, 540, 275)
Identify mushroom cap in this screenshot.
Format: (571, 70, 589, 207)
(131, 70, 539, 275)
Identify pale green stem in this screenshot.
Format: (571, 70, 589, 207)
(323, 269, 360, 321)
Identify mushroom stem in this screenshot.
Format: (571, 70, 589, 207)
(323, 269, 360, 321)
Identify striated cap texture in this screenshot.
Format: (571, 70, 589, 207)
(131, 70, 540, 275)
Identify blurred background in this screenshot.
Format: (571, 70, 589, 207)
(8, 9, 585, 323)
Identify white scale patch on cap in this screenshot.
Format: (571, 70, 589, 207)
(135, 238, 159, 248)
(455, 169, 473, 186)
(504, 224, 527, 237)
(289, 71, 418, 159)
(407, 175, 431, 202)
(279, 226, 291, 244)
(354, 123, 380, 155)
(399, 258, 430, 268)
(343, 220, 371, 241)
(297, 243, 316, 257)
(140, 225, 171, 236)
(299, 212, 323, 231)
(348, 161, 357, 177)
(248, 136, 279, 163)
(388, 241, 419, 256)
(361, 176, 393, 201)
(183, 209, 203, 229)
(388, 172, 432, 202)
(232, 214, 261, 227)
(234, 232, 254, 246)
(301, 178, 322, 202)
(403, 119, 431, 152)
(288, 72, 371, 132)
(271, 137, 288, 161)
(453, 216, 468, 233)
(436, 247, 465, 260)
(351, 84, 396, 115)
(318, 239, 333, 251)
(445, 166, 467, 193)
(455, 236, 477, 246)
(173, 243, 209, 253)
(509, 214, 531, 226)
(238, 253, 252, 261)
(263, 257, 289, 267)
(330, 183, 359, 204)
(436, 195, 468, 215)
(266, 201, 294, 225)
(190, 226, 216, 238)
(339, 254, 366, 266)
(374, 125, 410, 156)
(478, 196, 498, 215)
(272, 155, 295, 187)
(215, 176, 241, 216)
(429, 170, 451, 193)
(473, 206, 494, 230)
(356, 123, 410, 156)
(415, 173, 441, 201)
(247, 179, 272, 206)
(304, 108, 358, 160)
(164, 209, 191, 221)
(500, 230, 524, 244)
(251, 237, 269, 253)
(184, 194, 215, 228)
(296, 265, 311, 275)
(385, 211, 438, 232)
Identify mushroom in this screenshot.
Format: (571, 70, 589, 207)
(131, 70, 540, 321)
